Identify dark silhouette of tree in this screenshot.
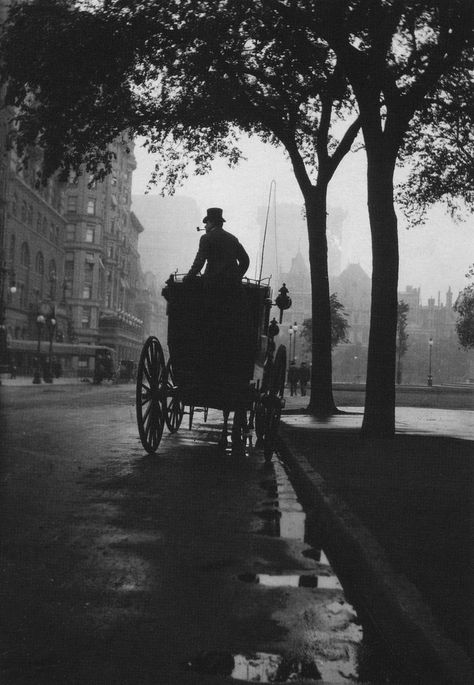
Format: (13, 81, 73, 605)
(396, 301, 409, 385)
(454, 265, 474, 350)
(301, 293, 350, 351)
(312, 0, 472, 435)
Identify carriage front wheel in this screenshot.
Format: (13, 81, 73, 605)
(164, 359, 184, 433)
(136, 336, 167, 454)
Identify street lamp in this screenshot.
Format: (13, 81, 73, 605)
(44, 314, 57, 383)
(32, 314, 46, 384)
(427, 337, 433, 387)
(288, 326, 294, 365)
(290, 321, 298, 361)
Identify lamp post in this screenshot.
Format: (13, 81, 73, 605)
(32, 314, 46, 384)
(288, 326, 294, 365)
(0, 259, 17, 380)
(44, 313, 57, 383)
(427, 337, 433, 387)
(290, 321, 298, 361)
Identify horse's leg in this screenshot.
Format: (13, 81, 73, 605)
(218, 408, 230, 447)
(231, 408, 247, 453)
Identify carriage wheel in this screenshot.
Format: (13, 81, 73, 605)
(164, 360, 184, 433)
(136, 336, 166, 454)
(264, 345, 287, 462)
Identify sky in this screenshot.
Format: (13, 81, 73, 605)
(131, 135, 472, 304)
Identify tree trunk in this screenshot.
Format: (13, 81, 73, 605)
(361, 149, 399, 437)
(305, 185, 338, 416)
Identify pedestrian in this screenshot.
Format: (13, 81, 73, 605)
(9, 362, 17, 379)
(184, 207, 250, 289)
(287, 360, 299, 396)
(299, 361, 310, 396)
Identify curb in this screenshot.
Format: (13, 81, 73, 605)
(277, 426, 474, 684)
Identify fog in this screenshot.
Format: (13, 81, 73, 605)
(132, 136, 472, 303)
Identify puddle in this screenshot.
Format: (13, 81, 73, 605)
(187, 650, 322, 682)
(238, 572, 342, 589)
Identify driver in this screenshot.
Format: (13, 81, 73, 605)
(185, 207, 249, 286)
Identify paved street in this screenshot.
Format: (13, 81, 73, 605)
(0, 385, 399, 685)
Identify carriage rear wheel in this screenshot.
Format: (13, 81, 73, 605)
(136, 336, 166, 454)
(164, 359, 184, 433)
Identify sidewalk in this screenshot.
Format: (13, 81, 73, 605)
(0, 375, 84, 386)
(279, 397, 474, 682)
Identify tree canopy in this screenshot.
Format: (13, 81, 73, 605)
(454, 265, 474, 350)
(301, 293, 350, 350)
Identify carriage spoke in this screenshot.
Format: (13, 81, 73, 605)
(136, 336, 165, 454)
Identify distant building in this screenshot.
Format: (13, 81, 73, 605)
(256, 201, 343, 284)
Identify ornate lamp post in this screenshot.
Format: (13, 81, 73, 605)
(427, 337, 433, 387)
(32, 314, 46, 384)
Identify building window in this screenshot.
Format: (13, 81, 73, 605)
(27, 204, 33, 225)
(78, 355, 88, 368)
(67, 196, 77, 212)
(87, 198, 96, 215)
(42, 217, 47, 235)
(11, 192, 18, 216)
(20, 200, 27, 222)
(20, 242, 30, 267)
(66, 224, 76, 241)
(82, 284, 92, 299)
(35, 251, 44, 275)
(85, 225, 95, 243)
(81, 307, 91, 328)
(37, 212, 42, 232)
(49, 222, 55, 242)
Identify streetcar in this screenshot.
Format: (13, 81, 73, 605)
(135, 274, 291, 461)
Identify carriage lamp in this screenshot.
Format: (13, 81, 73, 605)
(32, 314, 46, 384)
(268, 318, 279, 338)
(275, 283, 292, 323)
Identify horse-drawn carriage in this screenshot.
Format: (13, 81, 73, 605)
(135, 275, 290, 461)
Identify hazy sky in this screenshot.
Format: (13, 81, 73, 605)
(131, 135, 472, 304)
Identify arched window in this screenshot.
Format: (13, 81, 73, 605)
(35, 251, 44, 275)
(42, 217, 47, 235)
(11, 193, 18, 216)
(20, 242, 30, 267)
(21, 200, 27, 222)
(37, 212, 42, 232)
(27, 204, 33, 225)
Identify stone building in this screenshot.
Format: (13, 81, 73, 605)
(62, 140, 147, 370)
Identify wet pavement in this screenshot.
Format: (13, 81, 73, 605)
(282, 398, 474, 441)
(0, 385, 402, 684)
